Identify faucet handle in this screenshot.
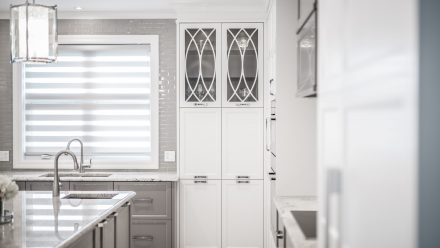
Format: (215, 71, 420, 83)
(82, 159, 92, 169)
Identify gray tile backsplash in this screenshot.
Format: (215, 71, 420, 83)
(0, 19, 177, 171)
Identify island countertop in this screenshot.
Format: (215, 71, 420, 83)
(0, 191, 135, 248)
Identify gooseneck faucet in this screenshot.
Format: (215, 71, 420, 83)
(53, 150, 78, 197)
(66, 138, 92, 173)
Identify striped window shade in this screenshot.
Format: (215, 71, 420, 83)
(23, 44, 154, 162)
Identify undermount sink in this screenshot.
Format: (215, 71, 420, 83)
(40, 173, 112, 178)
(291, 210, 317, 240)
(62, 193, 118, 199)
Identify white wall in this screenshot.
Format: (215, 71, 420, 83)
(275, 0, 317, 196)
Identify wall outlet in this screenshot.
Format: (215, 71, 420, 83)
(164, 151, 175, 162)
(0, 151, 9, 162)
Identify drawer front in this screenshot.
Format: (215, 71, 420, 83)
(15, 181, 26, 191)
(114, 182, 171, 218)
(69, 181, 114, 191)
(132, 219, 171, 248)
(26, 181, 69, 191)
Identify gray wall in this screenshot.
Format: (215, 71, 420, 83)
(419, 0, 440, 247)
(0, 19, 177, 171)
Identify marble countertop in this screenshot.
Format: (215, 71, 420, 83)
(0, 191, 135, 248)
(2, 171, 178, 182)
(274, 196, 317, 248)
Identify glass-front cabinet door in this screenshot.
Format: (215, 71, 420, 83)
(222, 23, 263, 107)
(180, 23, 221, 107)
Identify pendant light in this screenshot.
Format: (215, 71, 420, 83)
(10, 0, 58, 63)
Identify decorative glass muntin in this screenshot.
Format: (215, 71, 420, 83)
(226, 28, 259, 103)
(10, 1, 57, 63)
(184, 28, 217, 103)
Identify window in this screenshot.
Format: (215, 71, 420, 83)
(13, 35, 159, 169)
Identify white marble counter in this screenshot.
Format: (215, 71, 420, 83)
(274, 196, 317, 248)
(0, 191, 135, 248)
(2, 171, 178, 182)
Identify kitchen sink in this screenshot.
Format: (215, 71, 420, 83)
(291, 210, 317, 239)
(62, 193, 117, 199)
(40, 173, 112, 178)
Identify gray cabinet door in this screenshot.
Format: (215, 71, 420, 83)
(102, 216, 116, 248)
(115, 202, 131, 248)
(70, 181, 114, 191)
(68, 229, 94, 248)
(284, 227, 294, 248)
(132, 219, 172, 248)
(15, 181, 26, 191)
(26, 181, 69, 191)
(114, 182, 171, 219)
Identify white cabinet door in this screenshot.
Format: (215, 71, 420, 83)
(180, 23, 222, 107)
(222, 180, 264, 248)
(180, 180, 222, 248)
(180, 108, 222, 179)
(222, 108, 263, 179)
(222, 23, 264, 107)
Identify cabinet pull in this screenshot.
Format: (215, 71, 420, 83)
(134, 197, 154, 203)
(97, 220, 108, 228)
(133, 235, 154, 241)
(194, 180, 207, 184)
(122, 201, 131, 207)
(236, 175, 249, 179)
(194, 175, 207, 179)
(276, 230, 284, 239)
(194, 103, 208, 106)
(112, 212, 118, 217)
(236, 103, 250, 106)
(237, 180, 250, 184)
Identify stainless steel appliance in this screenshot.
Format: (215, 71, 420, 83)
(297, 8, 317, 97)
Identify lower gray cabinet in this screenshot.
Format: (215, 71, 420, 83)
(115, 202, 131, 248)
(284, 227, 294, 248)
(15, 181, 25, 191)
(70, 181, 114, 191)
(69, 229, 94, 248)
(26, 181, 69, 191)
(132, 219, 172, 248)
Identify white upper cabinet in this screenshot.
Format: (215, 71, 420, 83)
(180, 23, 222, 107)
(180, 180, 222, 248)
(222, 108, 264, 179)
(180, 108, 222, 179)
(222, 23, 264, 107)
(222, 180, 264, 248)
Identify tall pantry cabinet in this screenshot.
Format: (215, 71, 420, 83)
(179, 23, 264, 248)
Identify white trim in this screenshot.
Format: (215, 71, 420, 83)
(13, 35, 160, 170)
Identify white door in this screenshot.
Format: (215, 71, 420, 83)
(180, 108, 222, 179)
(222, 108, 264, 179)
(318, 0, 418, 248)
(180, 23, 222, 107)
(222, 180, 264, 248)
(222, 23, 264, 108)
(180, 180, 222, 248)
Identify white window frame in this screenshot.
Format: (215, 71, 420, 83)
(13, 35, 160, 169)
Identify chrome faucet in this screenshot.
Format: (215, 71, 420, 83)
(66, 138, 92, 173)
(53, 150, 78, 197)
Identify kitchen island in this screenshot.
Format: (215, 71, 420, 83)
(0, 191, 135, 248)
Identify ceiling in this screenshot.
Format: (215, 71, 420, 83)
(0, 0, 269, 19)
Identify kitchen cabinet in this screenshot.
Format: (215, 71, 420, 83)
(284, 227, 294, 248)
(115, 203, 131, 248)
(15, 181, 25, 191)
(298, 0, 316, 30)
(221, 180, 264, 248)
(180, 108, 222, 179)
(25, 181, 69, 191)
(69, 181, 113, 191)
(222, 23, 263, 107)
(179, 180, 222, 248)
(180, 23, 221, 107)
(132, 219, 172, 248)
(222, 108, 264, 179)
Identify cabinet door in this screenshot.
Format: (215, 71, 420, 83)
(180, 180, 221, 248)
(26, 181, 69, 191)
(222, 108, 264, 179)
(222, 23, 263, 107)
(180, 108, 222, 179)
(69, 181, 113, 191)
(180, 23, 221, 107)
(222, 180, 264, 248)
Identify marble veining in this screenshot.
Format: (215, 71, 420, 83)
(3, 171, 179, 182)
(0, 191, 135, 248)
(274, 196, 317, 248)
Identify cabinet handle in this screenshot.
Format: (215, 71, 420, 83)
(237, 180, 250, 184)
(236, 175, 250, 179)
(194, 175, 207, 179)
(122, 201, 131, 207)
(134, 197, 154, 203)
(276, 230, 284, 239)
(194, 102, 208, 106)
(97, 220, 108, 228)
(133, 235, 154, 241)
(236, 103, 250, 106)
(194, 180, 207, 184)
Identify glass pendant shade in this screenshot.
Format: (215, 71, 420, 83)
(10, 1, 57, 63)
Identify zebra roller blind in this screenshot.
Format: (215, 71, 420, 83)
(23, 44, 154, 162)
